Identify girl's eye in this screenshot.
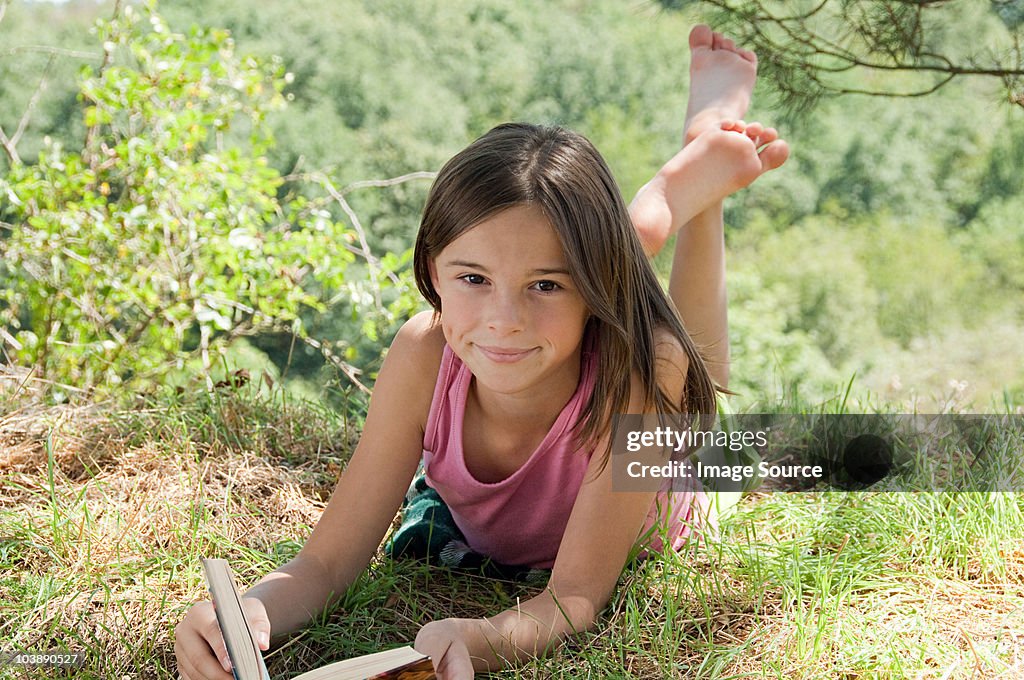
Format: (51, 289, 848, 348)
(460, 274, 485, 285)
(533, 280, 560, 293)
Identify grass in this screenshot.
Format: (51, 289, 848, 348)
(1, 378, 1022, 679)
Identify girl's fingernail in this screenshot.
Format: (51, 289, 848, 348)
(221, 655, 232, 672)
(259, 632, 270, 649)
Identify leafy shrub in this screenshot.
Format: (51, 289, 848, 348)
(0, 4, 415, 397)
(727, 269, 843, 402)
(858, 216, 988, 344)
(963, 195, 1024, 307)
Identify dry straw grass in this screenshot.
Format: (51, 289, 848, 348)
(1, 385, 351, 677)
(2, 383, 1023, 678)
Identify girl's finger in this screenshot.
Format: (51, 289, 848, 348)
(242, 598, 272, 651)
(173, 639, 203, 680)
(176, 627, 233, 680)
(199, 620, 232, 673)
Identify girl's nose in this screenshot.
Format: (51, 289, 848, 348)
(486, 291, 525, 334)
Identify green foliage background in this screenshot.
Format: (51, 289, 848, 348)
(1, 0, 1022, 409)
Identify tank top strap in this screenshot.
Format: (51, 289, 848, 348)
(423, 343, 464, 455)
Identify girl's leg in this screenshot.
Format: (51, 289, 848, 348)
(670, 121, 786, 389)
(628, 25, 789, 387)
(629, 119, 786, 257)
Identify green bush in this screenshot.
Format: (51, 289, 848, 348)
(0, 4, 414, 397)
(964, 195, 1024, 309)
(859, 216, 988, 345)
(727, 269, 843, 402)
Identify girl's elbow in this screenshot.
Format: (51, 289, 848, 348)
(541, 587, 605, 639)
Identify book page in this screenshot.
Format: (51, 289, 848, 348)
(293, 646, 433, 680)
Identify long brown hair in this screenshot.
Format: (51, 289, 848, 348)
(414, 123, 718, 454)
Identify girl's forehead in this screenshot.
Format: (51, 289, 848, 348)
(438, 205, 568, 265)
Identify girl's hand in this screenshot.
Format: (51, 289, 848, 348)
(415, 618, 477, 679)
(174, 597, 271, 680)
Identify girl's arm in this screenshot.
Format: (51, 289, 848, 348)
(175, 312, 442, 678)
(253, 312, 443, 630)
(415, 337, 690, 674)
(252, 311, 444, 626)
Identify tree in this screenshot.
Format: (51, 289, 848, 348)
(0, 2, 416, 397)
(659, 0, 1024, 114)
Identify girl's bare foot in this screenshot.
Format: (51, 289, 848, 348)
(629, 26, 786, 256)
(683, 25, 758, 146)
(721, 120, 790, 176)
(631, 121, 788, 255)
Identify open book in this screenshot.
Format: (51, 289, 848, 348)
(201, 559, 435, 680)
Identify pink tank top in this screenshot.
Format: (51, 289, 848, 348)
(422, 337, 709, 569)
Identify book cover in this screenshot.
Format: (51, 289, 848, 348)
(201, 559, 434, 680)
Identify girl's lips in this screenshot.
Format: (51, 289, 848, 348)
(475, 344, 538, 363)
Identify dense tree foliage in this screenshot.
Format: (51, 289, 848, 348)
(1, 0, 1021, 406)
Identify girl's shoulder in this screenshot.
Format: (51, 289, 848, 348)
(387, 310, 447, 382)
(650, 324, 690, 397)
(614, 325, 691, 413)
(651, 324, 688, 364)
(368, 311, 447, 433)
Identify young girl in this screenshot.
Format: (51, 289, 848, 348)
(175, 25, 787, 680)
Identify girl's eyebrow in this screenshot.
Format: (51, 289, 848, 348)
(443, 259, 489, 271)
(442, 259, 570, 276)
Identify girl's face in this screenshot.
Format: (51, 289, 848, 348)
(430, 203, 591, 400)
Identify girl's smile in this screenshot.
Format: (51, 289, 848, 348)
(474, 345, 539, 363)
(429, 203, 591, 402)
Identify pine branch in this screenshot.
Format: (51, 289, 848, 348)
(690, 0, 1024, 112)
